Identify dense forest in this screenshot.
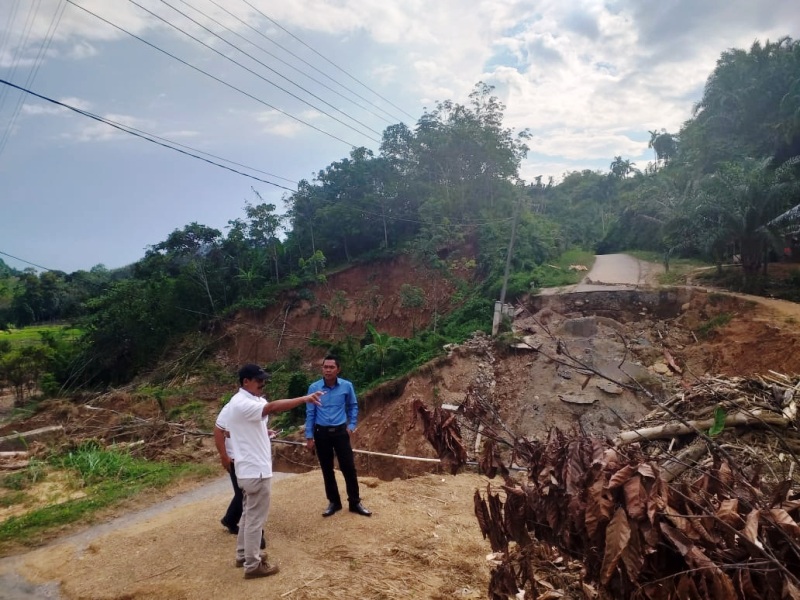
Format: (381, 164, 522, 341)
(2, 37, 800, 396)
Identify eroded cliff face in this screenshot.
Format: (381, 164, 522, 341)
(222, 248, 478, 367)
(272, 286, 800, 480)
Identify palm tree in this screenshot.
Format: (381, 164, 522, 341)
(695, 156, 800, 287)
(609, 156, 636, 179)
(648, 129, 678, 168)
(360, 323, 399, 377)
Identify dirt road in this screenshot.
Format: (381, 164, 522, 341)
(0, 470, 491, 599)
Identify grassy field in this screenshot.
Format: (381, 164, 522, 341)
(2, 324, 82, 347)
(532, 249, 597, 289)
(626, 250, 710, 285)
(0, 443, 214, 553)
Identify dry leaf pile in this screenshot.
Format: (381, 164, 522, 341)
(422, 373, 800, 599)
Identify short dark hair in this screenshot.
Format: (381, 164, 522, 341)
(323, 354, 340, 367)
(238, 363, 270, 385)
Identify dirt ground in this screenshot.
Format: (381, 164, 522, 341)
(4, 256, 800, 599)
(0, 471, 491, 600)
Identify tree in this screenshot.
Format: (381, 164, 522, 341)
(648, 129, 678, 169)
(0, 345, 51, 406)
(243, 193, 285, 284)
(360, 323, 400, 377)
(609, 156, 636, 179)
(693, 156, 800, 287)
(142, 222, 224, 313)
(681, 37, 800, 171)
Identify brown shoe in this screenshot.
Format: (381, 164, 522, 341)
(244, 560, 280, 579)
(235, 553, 264, 568)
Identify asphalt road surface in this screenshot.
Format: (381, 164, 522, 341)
(575, 253, 662, 291)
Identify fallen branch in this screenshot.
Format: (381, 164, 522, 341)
(659, 442, 708, 482)
(614, 410, 789, 446)
(0, 451, 28, 458)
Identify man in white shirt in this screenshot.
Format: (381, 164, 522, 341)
(227, 363, 323, 579)
(213, 402, 266, 549)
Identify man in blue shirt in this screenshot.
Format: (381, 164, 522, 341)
(305, 355, 372, 517)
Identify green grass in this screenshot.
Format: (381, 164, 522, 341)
(532, 249, 597, 289)
(626, 251, 710, 285)
(0, 442, 213, 547)
(2, 324, 82, 348)
(695, 313, 733, 339)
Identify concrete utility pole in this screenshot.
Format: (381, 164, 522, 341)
(492, 192, 522, 336)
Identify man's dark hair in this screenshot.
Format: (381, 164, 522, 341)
(323, 354, 340, 367)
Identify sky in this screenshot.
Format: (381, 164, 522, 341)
(0, 0, 798, 274)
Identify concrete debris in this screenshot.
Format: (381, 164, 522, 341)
(512, 335, 542, 350)
(595, 380, 624, 395)
(559, 394, 597, 405)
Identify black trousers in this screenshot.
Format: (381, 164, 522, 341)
(314, 424, 360, 507)
(222, 462, 243, 526)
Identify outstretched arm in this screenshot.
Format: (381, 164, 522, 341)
(262, 390, 324, 416)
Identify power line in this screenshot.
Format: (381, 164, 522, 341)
(0, 0, 67, 159)
(176, 0, 396, 127)
(0, 0, 26, 111)
(0, 0, 43, 117)
(161, 0, 383, 138)
(85, 112, 298, 185)
(212, 0, 405, 125)
(199, 0, 398, 124)
(133, 0, 381, 142)
(241, 0, 415, 121)
(65, 0, 361, 149)
(0, 78, 298, 191)
(0, 249, 54, 272)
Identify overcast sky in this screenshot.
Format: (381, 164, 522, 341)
(0, 0, 797, 273)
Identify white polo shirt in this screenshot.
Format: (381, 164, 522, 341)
(227, 388, 272, 479)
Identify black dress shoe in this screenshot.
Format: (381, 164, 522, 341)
(221, 518, 238, 534)
(322, 503, 342, 517)
(349, 503, 372, 517)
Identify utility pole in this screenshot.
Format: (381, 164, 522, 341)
(493, 191, 522, 335)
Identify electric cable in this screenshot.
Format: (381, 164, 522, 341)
(216, 0, 404, 124)
(0, 0, 24, 110)
(0, 78, 298, 191)
(65, 0, 362, 149)
(132, 0, 380, 142)
(241, 0, 415, 121)
(158, 0, 383, 139)
(175, 0, 396, 126)
(0, 249, 55, 272)
(0, 0, 66, 159)
(0, 0, 43, 117)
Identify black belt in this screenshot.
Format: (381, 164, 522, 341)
(315, 423, 347, 434)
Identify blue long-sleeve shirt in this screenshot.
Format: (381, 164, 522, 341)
(305, 377, 358, 438)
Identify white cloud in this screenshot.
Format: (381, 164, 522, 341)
(21, 104, 65, 116)
(255, 109, 320, 137)
(69, 113, 151, 142)
(161, 129, 200, 138)
(20, 96, 92, 116)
